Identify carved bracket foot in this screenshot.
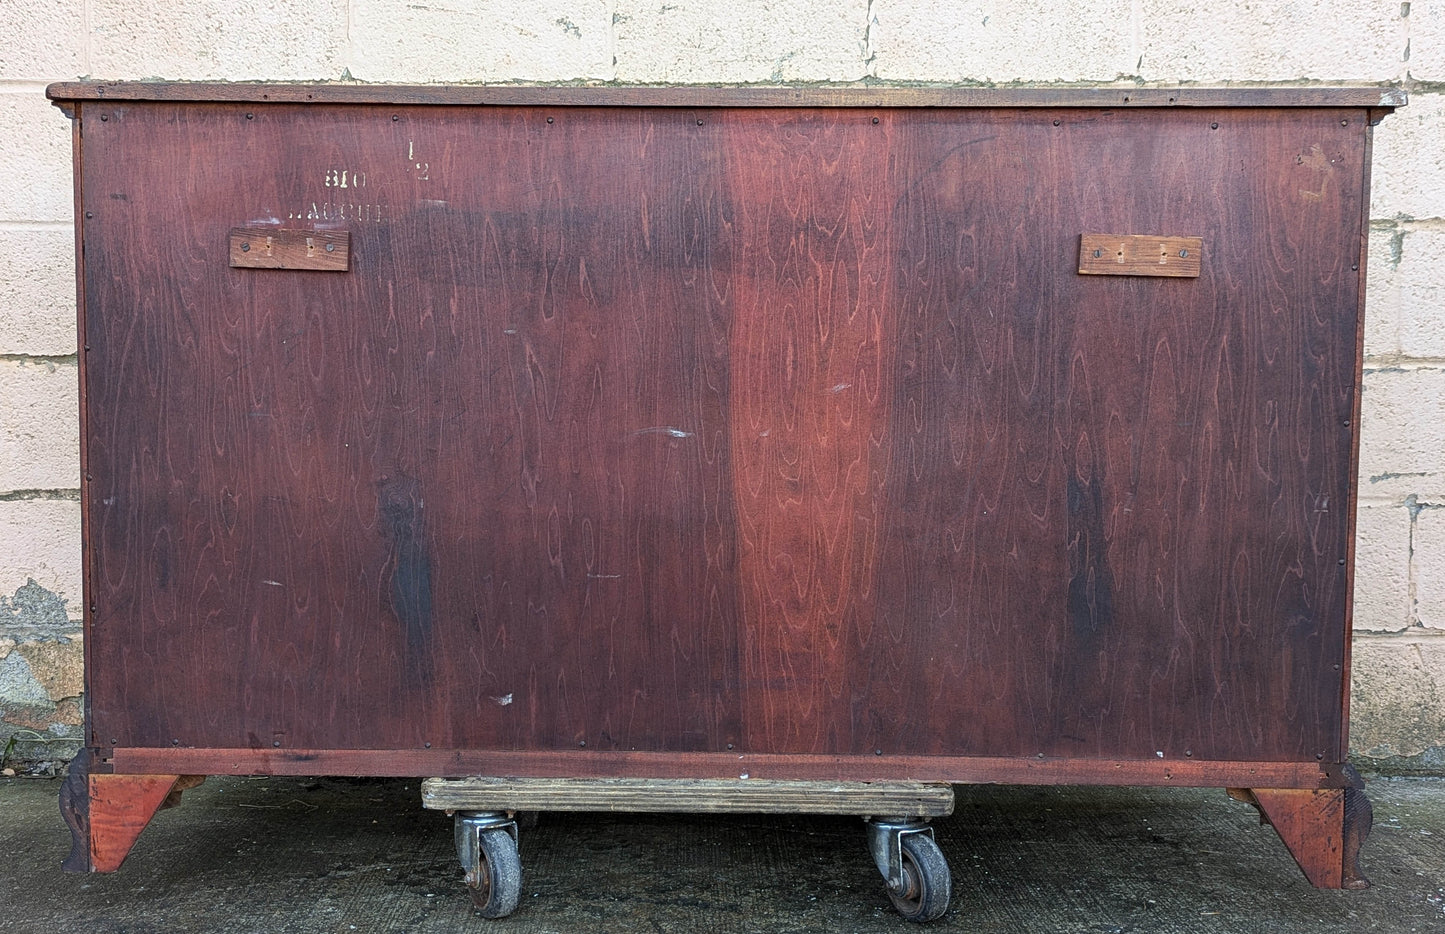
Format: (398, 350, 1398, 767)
(1230, 767, 1372, 889)
(59, 750, 206, 873)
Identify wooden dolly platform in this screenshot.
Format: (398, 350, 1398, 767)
(423, 778, 955, 918)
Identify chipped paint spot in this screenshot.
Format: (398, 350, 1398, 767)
(632, 426, 694, 439)
(1296, 144, 1335, 203)
(1, 580, 75, 641)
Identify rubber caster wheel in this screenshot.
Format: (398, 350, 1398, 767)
(463, 826, 522, 919)
(887, 833, 951, 922)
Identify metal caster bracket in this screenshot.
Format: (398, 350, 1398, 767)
(866, 818, 934, 895)
(866, 817, 951, 922)
(455, 812, 522, 919)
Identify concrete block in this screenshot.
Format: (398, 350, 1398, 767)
(1350, 634, 1445, 759)
(614, 0, 867, 83)
(1365, 224, 1402, 359)
(0, 0, 85, 80)
(1393, 223, 1445, 359)
(1416, 503, 1445, 630)
(0, 500, 81, 606)
(0, 92, 73, 223)
(868, 0, 1132, 82)
(90, 0, 348, 80)
(0, 652, 53, 709)
(351, 0, 613, 83)
(1352, 503, 1413, 632)
(0, 644, 83, 734)
(1136, 0, 1405, 82)
(1358, 366, 1445, 501)
(1408, 0, 1445, 81)
(1371, 91, 1445, 222)
(0, 359, 79, 492)
(12, 638, 81, 702)
(0, 225, 76, 357)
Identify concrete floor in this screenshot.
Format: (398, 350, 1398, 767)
(2, 773, 1443, 933)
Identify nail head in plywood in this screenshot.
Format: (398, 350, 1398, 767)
(229, 227, 349, 271)
(1078, 234, 1203, 278)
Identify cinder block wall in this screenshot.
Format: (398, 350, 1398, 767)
(0, 1, 1440, 769)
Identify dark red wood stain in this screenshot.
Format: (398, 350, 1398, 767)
(77, 101, 1366, 769)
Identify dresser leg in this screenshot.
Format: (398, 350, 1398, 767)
(58, 747, 94, 872)
(59, 749, 204, 873)
(1232, 773, 1372, 889)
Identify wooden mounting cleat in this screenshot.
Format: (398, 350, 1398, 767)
(59, 749, 206, 873)
(1236, 768, 1373, 890)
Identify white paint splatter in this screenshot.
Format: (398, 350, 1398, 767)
(632, 427, 694, 439)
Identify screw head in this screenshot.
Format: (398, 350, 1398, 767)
(325, 242, 335, 252)
(1179, 249, 1188, 258)
(1093, 249, 1102, 258)
(245, 113, 254, 120)
(1211, 122, 1219, 130)
(872, 116, 879, 125)
(100, 114, 108, 122)
(241, 242, 250, 252)
(546, 116, 554, 124)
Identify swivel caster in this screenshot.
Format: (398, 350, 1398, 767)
(866, 817, 951, 922)
(455, 812, 522, 918)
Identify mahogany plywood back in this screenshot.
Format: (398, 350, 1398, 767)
(71, 99, 1369, 768)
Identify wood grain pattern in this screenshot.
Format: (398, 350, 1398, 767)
(1248, 779, 1374, 889)
(75, 101, 1371, 775)
(724, 110, 896, 753)
(86, 773, 184, 872)
(420, 776, 955, 815)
